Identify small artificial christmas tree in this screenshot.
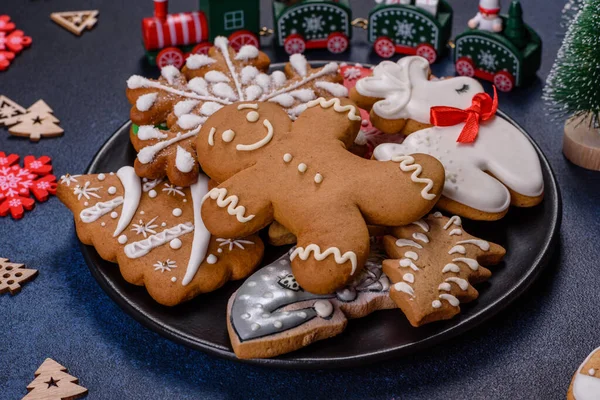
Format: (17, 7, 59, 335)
(23, 358, 88, 400)
(504, 1, 528, 48)
(3, 99, 63, 141)
(543, 0, 600, 170)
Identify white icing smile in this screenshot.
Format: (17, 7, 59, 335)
(236, 119, 274, 151)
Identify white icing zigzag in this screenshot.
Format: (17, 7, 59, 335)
(80, 197, 124, 223)
(290, 244, 358, 275)
(305, 97, 362, 121)
(124, 223, 194, 259)
(391, 155, 436, 201)
(201, 188, 255, 223)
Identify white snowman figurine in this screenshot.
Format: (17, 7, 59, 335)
(468, 0, 503, 33)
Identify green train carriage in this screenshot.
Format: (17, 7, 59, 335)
(453, 1, 542, 92)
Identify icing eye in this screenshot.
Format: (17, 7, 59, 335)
(456, 84, 470, 94)
(222, 129, 235, 142)
(246, 111, 260, 122)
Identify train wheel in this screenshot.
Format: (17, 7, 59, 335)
(374, 37, 395, 58)
(416, 43, 437, 64)
(191, 42, 212, 55)
(455, 57, 475, 77)
(284, 34, 306, 55)
(327, 32, 349, 54)
(228, 30, 259, 51)
(493, 70, 515, 92)
(156, 47, 185, 69)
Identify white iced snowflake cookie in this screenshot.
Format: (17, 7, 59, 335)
(373, 116, 545, 220)
(350, 56, 484, 134)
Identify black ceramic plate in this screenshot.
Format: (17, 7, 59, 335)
(81, 63, 561, 369)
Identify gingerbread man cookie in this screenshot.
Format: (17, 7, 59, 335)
(126, 37, 348, 187)
(568, 347, 600, 400)
(228, 243, 396, 359)
(350, 56, 484, 135)
(196, 98, 445, 294)
(57, 168, 264, 306)
(383, 212, 505, 326)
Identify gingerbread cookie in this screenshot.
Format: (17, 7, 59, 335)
(227, 243, 396, 359)
(382, 212, 505, 327)
(57, 168, 264, 306)
(373, 90, 545, 220)
(196, 98, 445, 294)
(568, 347, 600, 400)
(350, 56, 484, 135)
(126, 37, 348, 187)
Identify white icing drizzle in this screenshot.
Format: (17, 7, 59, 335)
(161, 65, 180, 85)
(399, 258, 419, 271)
(127, 75, 227, 105)
(438, 282, 452, 291)
(142, 178, 163, 192)
(442, 263, 460, 273)
(395, 239, 423, 249)
(205, 70, 230, 83)
(236, 119, 273, 151)
(182, 176, 211, 286)
(185, 54, 216, 69)
(404, 251, 418, 260)
(448, 245, 467, 255)
(453, 258, 479, 271)
(124, 223, 194, 259)
(394, 282, 415, 297)
(412, 232, 429, 243)
(175, 146, 195, 173)
(443, 215, 462, 230)
(137, 125, 201, 164)
(177, 114, 205, 129)
(457, 239, 490, 251)
(260, 62, 338, 101)
(136, 92, 158, 111)
(573, 347, 600, 400)
(305, 97, 362, 121)
(138, 126, 168, 141)
(174, 100, 200, 117)
(290, 245, 358, 275)
(208, 127, 216, 146)
(446, 277, 469, 291)
(314, 300, 333, 318)
(449, 229, 463, 236)
(391, 155, 436, 201)
(237, 103, 259, 110)
(411, 220, 429, 232)
(315, 81, 349, 97)
(202, 188, 255, 223)
(234, 45, 259, 61)
(269, 93, 295, 107)
(214, 36, 244, 101)
(289, 53, 307, 77)
(439, 293, 460, 307)
(113, 167, 141, 237)
(241, 66, 259, 84)
(80, 197, 124, 223)
(403, 273, 415, 283)
(290, 89, 316, 103)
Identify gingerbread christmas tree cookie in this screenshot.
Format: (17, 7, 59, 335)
(57, 168, 264, 306)
(196, 98, 444, 295)
(126, 36, 348, 187)
(382, 212, 505, 327)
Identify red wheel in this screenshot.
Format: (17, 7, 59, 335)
(284, 34, 306, 55)
(326, 32, 349, 54)
(416, 43, 437, 64)
(455, 57, 475, 77)
(374, 36, 395, 58)
(493, 70, 515, 92)
(156, 47, 185, 69)
(228, 30, 259, 51)
(191, 42, 211, 55)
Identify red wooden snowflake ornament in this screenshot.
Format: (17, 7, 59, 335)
(0, 152, 56, 219)
(0, 15, 32, 71)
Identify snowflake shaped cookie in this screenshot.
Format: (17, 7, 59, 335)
(0, 152, 56, 219)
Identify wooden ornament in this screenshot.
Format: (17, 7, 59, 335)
(50, 10, 98, 36)
(563, 113, 600, 171)
(0, 258, 37, 295)
(23, 358, 88, 400)
(0, 95, 26, 126)
(4, 99, 63, 141)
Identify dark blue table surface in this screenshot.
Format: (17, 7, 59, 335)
(2, 0, 599, 399)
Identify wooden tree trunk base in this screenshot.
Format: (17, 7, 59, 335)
(563, 114, 600, 171)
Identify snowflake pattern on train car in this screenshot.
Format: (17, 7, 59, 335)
(0, 152, 56, 219)
(369, 8, 439, 50)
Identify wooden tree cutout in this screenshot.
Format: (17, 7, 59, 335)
(0, 258, 37, 295)
(23, 358, 88, 400)
(4, 100, 63, 141)
(0, 95, 26, 126)
(382, 213, 506, 327)
(50, 11, 98, 36)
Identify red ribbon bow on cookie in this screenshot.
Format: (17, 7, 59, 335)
(430, 86, 498, 143)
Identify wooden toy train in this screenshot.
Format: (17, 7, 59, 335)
(140, 0, 541, 92)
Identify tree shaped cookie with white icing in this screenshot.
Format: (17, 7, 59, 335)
(382, 212, 505, 327)
(350, 56, 485, 135)
(56, 168, 264, 306)
(196, 98, 445, 295)
(568, 347, 600, 400)
(126, 36, 348, 187)
(227, 243, 396, 359)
